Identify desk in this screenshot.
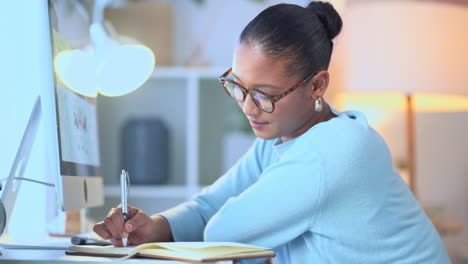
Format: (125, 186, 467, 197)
(0, 249, 233, 264)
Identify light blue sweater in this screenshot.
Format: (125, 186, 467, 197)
(161, 109, 450, 263)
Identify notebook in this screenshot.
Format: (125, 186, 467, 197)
(66, 241, 276, 262)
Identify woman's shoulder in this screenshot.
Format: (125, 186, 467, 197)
(294, 109, 389, 157)
(305, 109, 373, 141)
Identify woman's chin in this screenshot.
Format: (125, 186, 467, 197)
(252, 130, 277, 140)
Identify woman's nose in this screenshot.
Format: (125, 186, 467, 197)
(240, 93, 260, 116)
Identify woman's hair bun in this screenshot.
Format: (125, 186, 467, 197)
(306, 1, 343, 40)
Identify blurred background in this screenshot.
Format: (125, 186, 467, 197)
(1, 0, 467, 262)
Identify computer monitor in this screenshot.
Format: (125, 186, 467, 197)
(0, 0, 104, 242)
(44, 0, 104, 211)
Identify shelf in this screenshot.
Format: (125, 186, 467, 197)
(104, 184, 194, 199)
(97, 66, 232, 215)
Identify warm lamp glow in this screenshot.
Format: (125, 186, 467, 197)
(339, 92, 468, 128)
(413, 94, 468, 112)
(337, 92, 404, 127)
(339, 92, 468, 113)
(338, 92, 405, 109)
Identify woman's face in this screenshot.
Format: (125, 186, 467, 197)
(232, 42, 319, 142)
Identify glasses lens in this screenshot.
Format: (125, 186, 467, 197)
(251, 91, 274, 112)
(222, 81, 245, 101)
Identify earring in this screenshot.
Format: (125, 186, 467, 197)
(315, 97, 323, 112)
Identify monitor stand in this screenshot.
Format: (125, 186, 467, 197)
(0, 97, 42, 241)
(0, 96, 83, 250)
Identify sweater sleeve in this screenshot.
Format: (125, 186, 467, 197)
(159, 138, 266, 242)
(203, 150, 325, 249)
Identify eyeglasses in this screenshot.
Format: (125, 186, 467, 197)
(218, 68, 316, 113)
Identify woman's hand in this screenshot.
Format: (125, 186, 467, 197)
(93, 205, 173, 247)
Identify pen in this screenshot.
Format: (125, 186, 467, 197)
(121, 169, 129, 221)
(120, 169, 129, 246)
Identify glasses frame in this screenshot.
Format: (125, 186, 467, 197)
(218, 68, 316, 113)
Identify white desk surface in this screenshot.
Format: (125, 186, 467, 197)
(0, 249, 233, 264)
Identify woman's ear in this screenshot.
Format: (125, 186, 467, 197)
(309, 71, 329, 99)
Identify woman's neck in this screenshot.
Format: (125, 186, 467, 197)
(318, 102, 337, 123)
(281, 102, 336, 143)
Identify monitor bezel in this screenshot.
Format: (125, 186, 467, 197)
(44, 0, 104, 211)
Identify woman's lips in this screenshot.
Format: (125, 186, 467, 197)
(249, 120, 269, 129)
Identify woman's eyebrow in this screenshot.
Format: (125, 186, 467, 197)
(231, 72, 280, 90)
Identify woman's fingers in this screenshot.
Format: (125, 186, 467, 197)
(125, 209, 151, 233)
(93, 221, 112, 240)
(103, 213, 123, 239)
(109, 208, 127, 236)
(110, 237, 124, 247)
(93, 205, 150, 244)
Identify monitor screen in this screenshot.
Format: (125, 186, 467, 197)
(45, 0, 104, 211)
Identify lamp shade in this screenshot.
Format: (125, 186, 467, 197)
(53, 23, 155, 97)
(335, 1, 468, 111)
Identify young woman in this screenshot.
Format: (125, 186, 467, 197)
(94, 2, 450, 263)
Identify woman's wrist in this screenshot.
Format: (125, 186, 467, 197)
(150, 215, 174, 242)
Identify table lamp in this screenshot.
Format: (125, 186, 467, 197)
(333, 1, 468, 196)
(53, 0, 155, 97)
